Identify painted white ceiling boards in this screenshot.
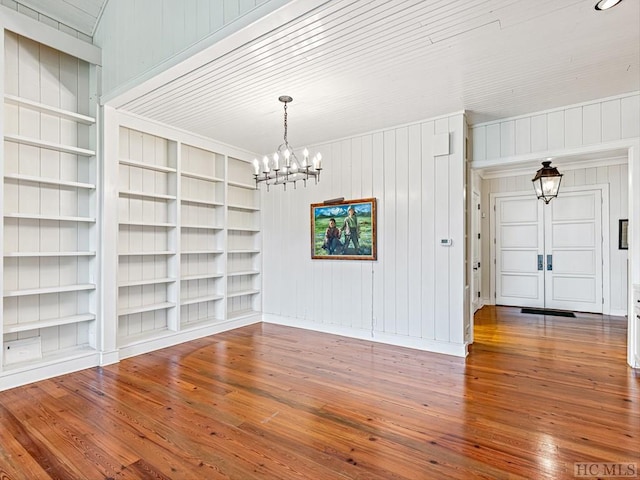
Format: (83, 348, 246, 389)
(27, 0, 640, 155)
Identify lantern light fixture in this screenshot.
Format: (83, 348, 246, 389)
(532, 159, 563, 204)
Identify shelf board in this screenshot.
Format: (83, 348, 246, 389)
(226, 289, 260, 298)
(4, 134, 95, 156)
(227, 270, 260, 277)
(228, 249, 260, 254)
(227, 203, 259, 211)
(228, 226, 260, 232)
(180, 294, 224, 306)
(228, 180, 257, 190)
(119, 190, 176, 201)
(181, 249, 224, 255)
(119, 250, 175, 256)
(181, 273, 224, 281)
(181, 171, 223, 182)
(4, 94, 96, 124)
(4, 251, 96, 257)
(118, 301, 176, 316)
(4, 313, 96, 334)
(119, 221, 176, 228)
(180, 197, 223, 207)
(4, 173, 95, 190)
(119, 158, 176, 173)
(4, 283, 96, 297)
(180, 224, 223, 230)
(4, 213, 96, 223)
(118, 277, 176, 287)
(227, 309, 261, 320)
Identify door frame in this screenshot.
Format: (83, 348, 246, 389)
(489, 184, 610, 313)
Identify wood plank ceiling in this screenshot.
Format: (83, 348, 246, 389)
(17, 0, 640, 155)
(13, 0, 106, 36)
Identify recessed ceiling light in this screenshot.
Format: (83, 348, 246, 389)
(595, 0, 622, 10)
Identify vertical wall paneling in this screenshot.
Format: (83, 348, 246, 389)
(407, 124, 422, 338)
(621, 95, 640, 139)
(383, 129, 397, 334)
(371, 132, 384, 334)
(530, 114, 547, 152)
(94, 0, 272, 99)
(1, 30, 99, 385)
(262, 112, 468, 358)
(601, 99, 621, 143)
(395, 128, 409, 336)
(420, 122, 436, 341)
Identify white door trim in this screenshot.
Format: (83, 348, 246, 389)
(489, 184, 610, 313)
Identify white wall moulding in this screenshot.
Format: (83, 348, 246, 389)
(1, 29, 99, 386)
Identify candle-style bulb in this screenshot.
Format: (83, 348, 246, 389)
(252, 158, 259, 175)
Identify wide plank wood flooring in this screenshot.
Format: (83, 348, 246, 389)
(0, 306, 638, 479)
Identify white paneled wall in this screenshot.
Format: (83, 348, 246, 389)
(262, 113, 468, 357)
(94, 0, 270, 96)
(471, 93, 640, 165)
(481, 162, 629, 314)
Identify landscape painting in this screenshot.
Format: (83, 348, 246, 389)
(310, 197, 377, 260)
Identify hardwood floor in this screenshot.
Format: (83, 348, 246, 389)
(0, 306, 637, 479)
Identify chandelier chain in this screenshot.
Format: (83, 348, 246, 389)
(283, 101, 288, 144)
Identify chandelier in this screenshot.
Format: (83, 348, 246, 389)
(253, 96, 322, 190)
(532, 160, 563, 204)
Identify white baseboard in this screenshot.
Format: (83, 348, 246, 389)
(609, 308, 627, 317)
(263, 314, 467, 358)
(0, 351, 100, 392)
(117, 315, 261, 360)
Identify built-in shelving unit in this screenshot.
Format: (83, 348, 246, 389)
(179, 144, 226, 328)
(1, 31, 98, 374)
(117, 127, 178, 346)
(226, 158, 261, 320)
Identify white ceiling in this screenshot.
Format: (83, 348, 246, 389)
(20, 0, 640, 156)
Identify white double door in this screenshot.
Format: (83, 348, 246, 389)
(495, 189, 603, 313)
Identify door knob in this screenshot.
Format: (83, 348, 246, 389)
(537, 254, 543, 271)
(547, 254, 553, 271)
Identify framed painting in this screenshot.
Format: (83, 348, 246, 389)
(619, 219, 628, 250)
(310, 197, 377, 260)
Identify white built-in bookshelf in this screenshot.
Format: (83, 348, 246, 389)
(179, 144, 225, 328)
(117, 128, 178, 346)
(1, 31, 98, 373)
(116, 127, 262, 351)
(226, 158, 261, 319)
(0, 27, 262, 390)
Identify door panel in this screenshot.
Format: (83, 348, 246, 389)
(495, 196, 544, 307)
(545, 190, 602, 312)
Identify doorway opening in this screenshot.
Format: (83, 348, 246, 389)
(491, 185, 609, 314)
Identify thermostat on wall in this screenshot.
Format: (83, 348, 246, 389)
(440, 239, 453, 246)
